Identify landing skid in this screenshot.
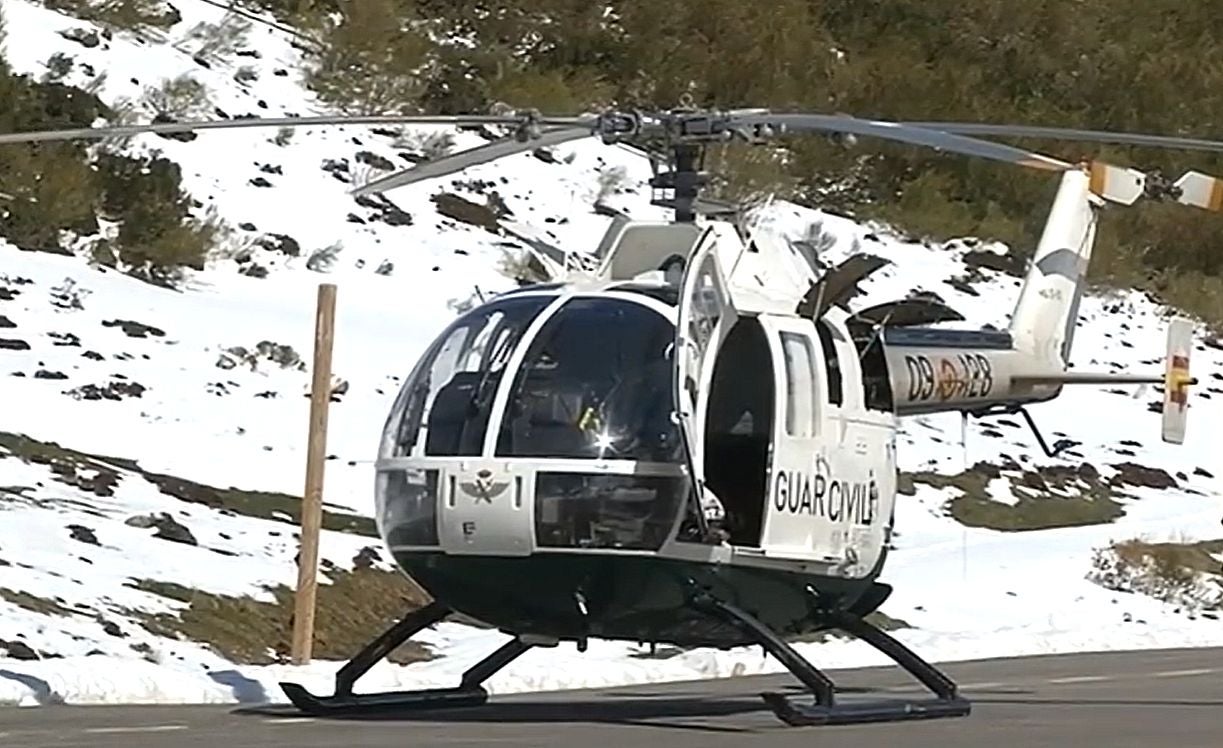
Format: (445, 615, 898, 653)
(278, 593, 969, 727)
(279, 601, 534, 716)
(687, 588, 971, 726)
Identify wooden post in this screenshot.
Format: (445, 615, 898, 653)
(291, 282, 337, 666)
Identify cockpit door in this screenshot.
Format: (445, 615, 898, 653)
(675, 228, 736, 519)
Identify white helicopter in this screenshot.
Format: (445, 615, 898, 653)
(1, 106, 1209, 726)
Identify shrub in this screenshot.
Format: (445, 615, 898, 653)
(89, 151, 224, 285)
(1087, 537, 1223, 614)
(0, 71, 108, 251)
(297, 0, 430, 115)
(41, 0, 182, 32)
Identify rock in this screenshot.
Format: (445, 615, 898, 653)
(353, 546, 382, 569)
(355, 151, 395, 171)
(0, 639, 38, 660)
(1110, 461, 1177, 489)
(255, 233, 301, 257)
(67, 524, 100, 546)
(151, 513, 198, 546)
(99, 619, 126, 638)
(60, 27, 100, 48)
(101, 319, 165, 338)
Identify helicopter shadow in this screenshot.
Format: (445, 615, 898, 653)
(237, 694, 774, 734)
(236, 683, 1039, 734)
(972, 695, 1223, 709)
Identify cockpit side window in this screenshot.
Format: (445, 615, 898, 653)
(496, 297, 680, 463)
(388, 295, 554, 458)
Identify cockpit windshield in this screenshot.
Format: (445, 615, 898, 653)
(386, 294, 555, 458)
(495, 297, 681, 463)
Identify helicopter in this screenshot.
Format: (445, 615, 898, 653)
(1, 105, 1216, 727)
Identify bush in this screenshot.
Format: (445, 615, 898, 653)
(1087, 537, 1223, 614)
(0, 15, 221, 287)
(0, 35, 223, 284)
(297, 0, 430, 115)
(41, 0, 182, 32)
(0, 70, 108, 251)
(89, 151, 223, 285)
(281, 0, 1223, 326)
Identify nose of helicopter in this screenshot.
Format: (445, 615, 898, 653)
(378, 458, 690, 557)
(376, 290, 691, 558)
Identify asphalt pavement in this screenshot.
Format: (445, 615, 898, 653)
(2, 646, 1222, 747)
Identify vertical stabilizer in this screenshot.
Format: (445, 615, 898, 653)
(1008, 167, 1100, 366)
(1008, 162, 1148, 366)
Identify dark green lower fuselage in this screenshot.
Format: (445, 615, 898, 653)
(394, 550, 891, 649)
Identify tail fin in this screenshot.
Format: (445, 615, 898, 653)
(1008, 163, 1223, 370)
(1008, 163, 1145, 366)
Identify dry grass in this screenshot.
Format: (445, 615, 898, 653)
(1111, 538, 1223, 584)
(0, 588, 83, 617)
(129, 562, 436, 665)
(0, 431, 377, 536)
(909, 462, 1126, 531)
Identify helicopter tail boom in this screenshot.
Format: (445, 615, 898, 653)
(877, 163, 1202, 442)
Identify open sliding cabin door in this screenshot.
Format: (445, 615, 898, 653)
(757, 316, 848, 564)
(674, 229, 736, 525)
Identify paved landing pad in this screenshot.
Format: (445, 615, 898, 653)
(3, 647, 1222, 747)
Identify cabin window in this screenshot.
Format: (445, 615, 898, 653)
(816, 320, 844, 406)
(376, 468, 440, 547)
(780, 331, 818, 438)
(387, 295, 554, 458)
(496, 297, 681, 463)
(534, 473, 687, 551)
(851, 330, 896, 412)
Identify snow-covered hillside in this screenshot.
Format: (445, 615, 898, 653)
(1, 0, 1221, 707)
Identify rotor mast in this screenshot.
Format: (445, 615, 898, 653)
(649, 143, 708, 223)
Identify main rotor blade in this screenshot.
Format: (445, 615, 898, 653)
(734, 113, 1072, 172)
(0, 113, 587, 146)
(796, 253, 892, 319)
(900, 122, 1223, 154)
(850, 296, 965, 327)
(351, 125, 592, 197)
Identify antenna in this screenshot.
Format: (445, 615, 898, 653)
(960, 411, 969, 472)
